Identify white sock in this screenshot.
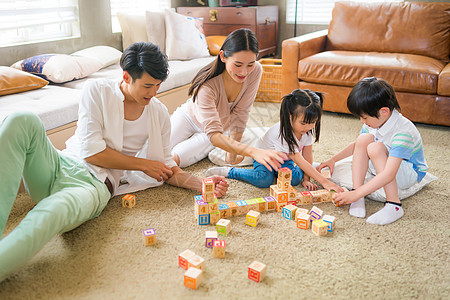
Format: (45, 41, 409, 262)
(367, 202, 404, 225)
(349, 198, 366, 218)
(205, 166, 231, 178)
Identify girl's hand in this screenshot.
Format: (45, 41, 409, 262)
(209, 175, 229, 198)
(317, 159, 336, 174)
(142, 160, 173, 181)
(322, 180, 344, 193)
(251, 148, 288, 171)
(302, 180, 318, 191)
(333, 190, 359, 206)
(225, 152, 245, 165)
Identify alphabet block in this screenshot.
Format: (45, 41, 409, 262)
(277, 178, 290, 191)
(322, 215, 336, 232)
(212, 240, 226, 258)
(195, 199, 209, 216)
(202, 191, 215, 203)
(198, 214, 210, 225)
(179, 249, 196, 270)
(216, 218, 231, 236)
(321, 168, 331, 179)
(205, 231, 218, 248)
(263, 196, 276, 211)
(296, 213, 310, 230)
(226, 202, 239, 217)
(142, 228, 156, 246)
(184, 267, 203, 290)
(209, 198, 219, 213)
(278, 167, 292, 182)
(283, 204, 298, 220)
(245, 199, 259, 212)
(187, 255, 205, 271)
(219, 203, 231, 218)
(202, 178, 215, 193)
(276, 201, 287, 212)
(248, 261, 266, 283)
(309, 206, 323, 221)
(299, 191, 312, 205)
(312, 219, 328, 236)
(245, 210, 260, 227)
(254, 197, 267, 212)
(209, 212, 221, 224)
(273, 189, 288, 203)
(122, 194, 136, 208)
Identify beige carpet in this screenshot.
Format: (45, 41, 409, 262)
(1, 102, 449, 299)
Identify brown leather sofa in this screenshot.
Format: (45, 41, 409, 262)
(282, 1, 450, 126)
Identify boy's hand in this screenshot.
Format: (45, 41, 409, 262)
(317, 159, 336, 174)
(209, 175, 229, 198)
(302, 180, 318, 191)
(142, 160, 173, 181)
(333, 190, 359, 206)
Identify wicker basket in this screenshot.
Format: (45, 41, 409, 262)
(255, 58, 283, 102)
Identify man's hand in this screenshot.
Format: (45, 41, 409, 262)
(142, 160, 173, 182)
(208, 175, 229, 198)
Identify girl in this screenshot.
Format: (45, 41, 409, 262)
(206, 89, 343, 192)
(170, 28, 287, 172)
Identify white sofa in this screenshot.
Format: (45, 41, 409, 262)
(0, 9, 219, 150)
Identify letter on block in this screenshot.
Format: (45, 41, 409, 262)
(187, 255, 205, 271)
(205, 231, 218, 248)
(276, 201, 287, 212)
(322, 215, 336, 232)
(283, 204, 298, 220)
(296, 213, 310, 230)
(213, 240, 226, 258)
(122, 194, 136, 208)
(216, 218, 231, 236)
(210, 212, 221, 224)
(278, 167, 292, 182)
(209, 198, 220, 213)
(248, 261, 266, 283)
(195, 199, 209, 216)
(202, 178, 215, 193)
(312, 219, 328, 236)
(273, 189, 288, 203)
(179, 249, 196, 270)
(143, 228, 156, 246)
(184, 267, 203, 290)
(219, 203, 231, 218)
(198, 214, 210, 225)
(245, 210, 260, 227)
(277, 178, 290, 191)
(309, 206, 323, 221)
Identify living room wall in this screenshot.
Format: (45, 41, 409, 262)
(0, 0, 448, 66)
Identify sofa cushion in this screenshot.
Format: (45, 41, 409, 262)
(72, 46, 123, 69)
(438, 64, 450, 96)
(0, 67, 48, 96)
(145, 11, 166, 53)
(327, 2, 450, 62)
(117, 13, 148, 51)
(299, 51, 445, 94)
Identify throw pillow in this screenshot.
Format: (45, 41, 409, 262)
(11, 54, 103, 83)
(164, 9, 210, 60)
(117, 13, 148, 51)
(0, 66, 49, 96)
(145, 11, 166, 53)
(72, 46, 122, 68)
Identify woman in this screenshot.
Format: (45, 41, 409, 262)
(170, 28, 287, 171)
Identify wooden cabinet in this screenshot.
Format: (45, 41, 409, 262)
(176, 6, 278, 58)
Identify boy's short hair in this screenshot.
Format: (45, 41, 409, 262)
(347, 77, 400, 118)
(120, 42, 169, 82)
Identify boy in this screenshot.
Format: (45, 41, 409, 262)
(0, 42, 228, 281)
(317, 77, 428, 225)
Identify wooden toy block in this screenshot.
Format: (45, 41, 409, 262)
(296, 213, 310, 230)
(295, 208, 309, 219)
(142, 228, 156, 246)
(236, 200, 250, 215)
(278, 167, 292, 182)
(184, 267, 203, 290)
(321, 168, 331, 179)
(245, 199, 259, 212)
(212, 240, 226, 258)
(273, 189, 288, 203)
(209, 198, 219, 213)
(226, 202, 239, 217)
(331, 187, 349, 206)
(179, 249, 196, 270)
(188, 255, 205, 271)
(263, 196, 276, 211)
(248, 261, 266, 283)
(312, 219, 328, 236)
(210, 212, 221, 224)
(198, 214, 210, 225)
(283, 204, 298, 220)
(287, 186, 297, 201)
(205, 231, 218, 248)
(195, 199, 209, 216)
(322, 215, 336, 232)
(320, 190, 333, 202)
(269, 184, 277, 197)
(311, 190, 324, 204)
(299, 191, 312, 205)
(309, 206, 323, 221)
(202, 191, 215, 203)
(276, 201, 287, 212)
(202, 178, 215, 193)
(254, 198, 267, 212)
(194, 195, 203, 201)
(122, 194, 136, 208)
(219, 203, 231, 218)
(287, 200, 297, 206)
(216, 218, 231, 236)
(245, 210, 260, 227)
(276, 178, 291, 191)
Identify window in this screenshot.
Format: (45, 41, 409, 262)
(286, 0, 403, 25)
(0, 0, 80, 47)
(110, 0, 171, 33)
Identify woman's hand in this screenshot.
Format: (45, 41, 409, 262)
(251, 148, 288, 171)
(209, 175, 229, 198)
(302, 180, 318, 191)
(141, 160, 173, 182)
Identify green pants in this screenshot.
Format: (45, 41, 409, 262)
(0, 111, 110, 281)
